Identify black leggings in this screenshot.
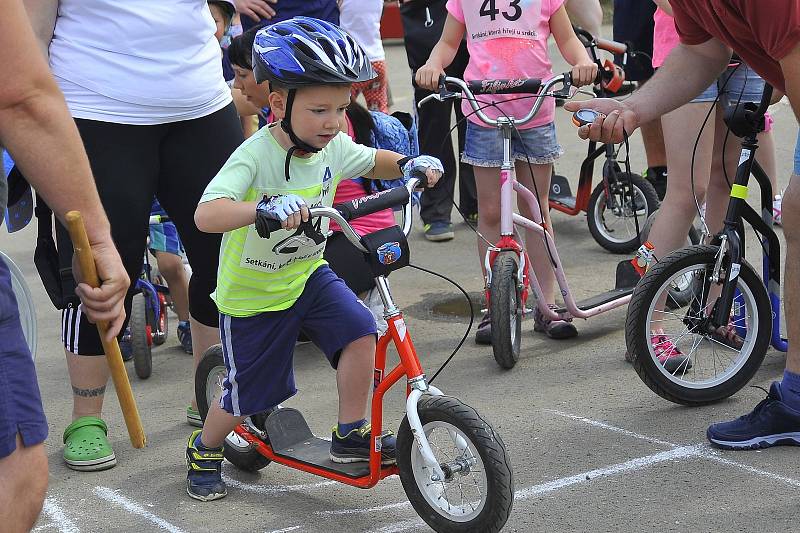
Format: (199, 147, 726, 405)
(56, 103, 243, 355)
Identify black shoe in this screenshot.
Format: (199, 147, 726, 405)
(643, 166, 668, 201)
(330, 421, 396, 464)
(475, 312, 492, 345)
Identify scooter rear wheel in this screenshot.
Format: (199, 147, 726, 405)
(397, 395, 514, 533)
(195, 344, 271, 472)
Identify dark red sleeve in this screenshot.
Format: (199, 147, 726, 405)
(742, 0, 800, 60)
(670, 1, 711, 46)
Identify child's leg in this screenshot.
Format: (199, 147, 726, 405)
(197, 402, 246, 448)
(473, 165, 502, 276)
(515, 161, 556, 304)
(154, 250, 190, 322)
(335, 335, 376, 424)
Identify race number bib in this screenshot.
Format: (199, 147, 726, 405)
(462, 0, 541, 42)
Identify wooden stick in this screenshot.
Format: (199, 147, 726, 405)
(65, 211, 146, 448)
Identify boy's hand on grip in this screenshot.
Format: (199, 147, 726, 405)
(256, 194, 309, 236)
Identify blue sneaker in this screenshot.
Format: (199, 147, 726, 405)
(177, 321, 192, 354)
(423, 221, 454, 242)
(330, 421, 396, 465)
(186, 430, 227, 501)
(707, 382, 800, 450)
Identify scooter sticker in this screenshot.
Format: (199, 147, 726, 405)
(373, 368, 383, 389)
(729, 263, 741, 281)
(377, 242, 402, 265)
(395, 318, 407, 341)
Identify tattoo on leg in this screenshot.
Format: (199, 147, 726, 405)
(72, 385, 106, 398)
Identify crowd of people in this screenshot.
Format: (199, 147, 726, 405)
(0, 0, 797, 529)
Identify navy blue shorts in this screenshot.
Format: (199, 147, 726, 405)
(218, 265, 377, 416)
(0, 259, 48, 458)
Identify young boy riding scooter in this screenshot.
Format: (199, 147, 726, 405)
(185, 18, 443, 501)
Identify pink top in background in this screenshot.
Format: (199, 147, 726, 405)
(328, 114, 395, 236)
(446, 0, 564, 129)
(652, 7, 680, 68)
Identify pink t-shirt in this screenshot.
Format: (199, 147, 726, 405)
(446, 0, 564, 129)
(328, 115, 395, 236)
(652, 8, 680, 68)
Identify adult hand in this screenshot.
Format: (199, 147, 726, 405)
(234, 0, 278, 22)
(72, 238, 129, 341)
(415, 62, 445, 91)
(563, 98, 640, 144)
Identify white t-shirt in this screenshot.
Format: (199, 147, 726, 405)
(339, 0, 385, 62)
(48, 0, 232, 125)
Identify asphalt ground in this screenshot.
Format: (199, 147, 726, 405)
(6, 29, 799, 533)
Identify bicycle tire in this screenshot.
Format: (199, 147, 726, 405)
(131, 293, 152, 379)
(195, 344, 271, 472)
(397, 394, 514, 533)
(587, 174, 659, 254)
(489, 252, 522, 369)
(625, 245, 771, 405)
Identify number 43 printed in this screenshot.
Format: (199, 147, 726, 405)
(479, 0, 522, 21)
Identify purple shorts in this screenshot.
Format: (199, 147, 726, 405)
(218, 265, 377, 416)
(0, 258, 48, 458)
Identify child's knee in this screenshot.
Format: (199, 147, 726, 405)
(343, 335, 376, 361)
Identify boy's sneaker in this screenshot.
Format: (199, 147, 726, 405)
(533, 304, 577, 340)
(330, 421, 396, 465)
(707, 382, 800, 450)
(186, 430, 227, 501)
(423, 221, 454, 242)
(651, 334, 693, 373)
(177, 321, 192, 354)
(475, 312, 492, 345)
(643, 166, 668, 201)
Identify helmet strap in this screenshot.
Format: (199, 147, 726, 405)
(280, 88, 320, 181)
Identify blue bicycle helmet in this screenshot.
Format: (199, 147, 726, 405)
(251, 17, 376, 181)
(253, 17, 375, 88)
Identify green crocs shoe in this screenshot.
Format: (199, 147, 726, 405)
(63, 416, 117, 471)
(187, 405, 203, 428)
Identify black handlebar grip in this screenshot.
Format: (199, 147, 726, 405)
(334, 186, 410, 222)
(466, 78, 542, 95)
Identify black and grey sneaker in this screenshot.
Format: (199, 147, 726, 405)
(534, 304, 578, 339)
(643, 166, 668, 201)
(475, 312, 492, 345)
(330, 421, 396, 465)
(186, 430, 227, 501)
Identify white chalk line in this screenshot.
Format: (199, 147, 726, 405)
(93, 487, 187, 533)
(543, 409, 678, 447)
(223, 475, 337, 495)
(32, 498, 80, 533)
(265, 526, 302, 533)
(365, 518, 426, 533)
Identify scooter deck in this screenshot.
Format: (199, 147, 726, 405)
(549, 174, 576, 209)
(554, 287, 633, 314)
(265, 408, 370, 479)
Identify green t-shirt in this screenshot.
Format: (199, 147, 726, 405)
(200, 126, 377, 316)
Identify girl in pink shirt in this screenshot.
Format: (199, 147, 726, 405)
(416, 0, 596, 340)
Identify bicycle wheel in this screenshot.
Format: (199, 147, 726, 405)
(397, 395, 513, 533)
(152, 291, 168, 346)
(195, 344, 271, 472)
(639, 213, 703, 308)
(130, 292, 152, 379)
(0, 251, 37, 359)
(625, 245, 771, 405)
(587, 174, 659, 254)
(489, 252, 522, 369)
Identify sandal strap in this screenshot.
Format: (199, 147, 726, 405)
(63, 416, 108, 444)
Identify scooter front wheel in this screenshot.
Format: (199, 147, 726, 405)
(587, 174, 659, 253)
(490, 252, 522, 369)
(195, 344, 271, 472)
(397, 395, 514, 533)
